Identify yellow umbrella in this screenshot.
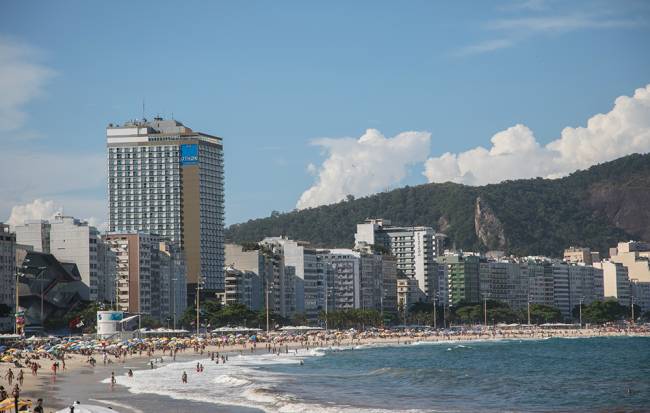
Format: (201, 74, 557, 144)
(0, 398, 33, 412)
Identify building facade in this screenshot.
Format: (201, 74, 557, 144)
(261, 237, 325, 322)
(107, 118, 224, 301)
(438, 253, 481, 307)
(355, 219, 445, 300)
(14, 220, 50, 253)
(594, 261, 630, 303)
(219, 266, 262, 310)
(104, 232, 186, 321)
(48, 215, 99, 301)
(0, 224, 16, 332)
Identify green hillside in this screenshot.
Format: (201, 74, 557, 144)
(226, 153, 650, 257)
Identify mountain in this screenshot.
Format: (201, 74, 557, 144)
(225, 153, 650, 257)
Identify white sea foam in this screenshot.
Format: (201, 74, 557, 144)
(108, 348, 428, 413)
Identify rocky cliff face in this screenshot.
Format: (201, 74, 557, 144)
(586, 176, 650, 242)
(474, 196, 507, 250)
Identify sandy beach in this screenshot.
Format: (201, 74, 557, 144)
(2, 327, 648, 412)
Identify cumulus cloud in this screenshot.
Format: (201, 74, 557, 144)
(0, 36, 54, 131)
(423, 84, 650, 185)
(297, 129, 431, 209)
(7, 199, 61, 227)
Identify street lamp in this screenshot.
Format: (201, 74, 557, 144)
(483, 294, 489, 327)
(579, 297, 584, 328)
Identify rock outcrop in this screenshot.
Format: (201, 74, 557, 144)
(474, 196, 507, 250)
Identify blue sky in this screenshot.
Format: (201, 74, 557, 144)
(1, 0, 649, 227)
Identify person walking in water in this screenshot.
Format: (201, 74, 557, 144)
(110, 372, 116, 388)
(181, 371, 188, 383)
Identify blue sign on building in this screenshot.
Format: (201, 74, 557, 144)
(180, 144, 199, 166)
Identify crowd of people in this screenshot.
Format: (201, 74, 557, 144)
(0, 323, 648, 410)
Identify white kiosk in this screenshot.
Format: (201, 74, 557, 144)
(96, 311, 124, 338)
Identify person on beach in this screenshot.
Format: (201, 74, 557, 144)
(17, 369, 23, 386)
(181, 371, 187, 383)
(111, 371, 116, 388)
(5, 368, 14, 386)
(0, 385, 8, 400)
(33, 398, 44, 413)
(128, 369, 133, 378)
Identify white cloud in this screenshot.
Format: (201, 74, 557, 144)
(423, 84, 650, 185)
(7, 199, 61, 227)
(297, 129, 431, 209)
(0, 36, 54, 132)
(457, 6, 646, 56)
(1, 149, 106, 226)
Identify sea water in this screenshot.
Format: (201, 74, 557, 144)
(111, 336, 650, 412)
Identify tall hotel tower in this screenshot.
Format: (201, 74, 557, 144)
(106, 118, 224, 302)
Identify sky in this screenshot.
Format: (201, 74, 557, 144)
(1, 0, 649, 228)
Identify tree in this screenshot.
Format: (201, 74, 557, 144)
(526, 304, 562, 324)
(576, 299, 629, 324)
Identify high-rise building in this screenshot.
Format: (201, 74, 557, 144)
(355, 218, 445, 299)
(106, 118, 224, 300)
(594, 261, 630, 303)
(318, 249, 361, 311)
(0, 223, 16, 332)
(262, 237, 325, 322)
(225, 243, 294, 318)
(14, 220, 50, 253)
(438, 253, 481, 306)
(219, 266, 262, 310)
(48, 215, 99, 301)
(104, 232, 186, 320)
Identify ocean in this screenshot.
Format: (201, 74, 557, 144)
(110, 336, 650, 412)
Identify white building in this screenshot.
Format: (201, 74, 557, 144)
(219, 266, 262, 310)
(355, 218, 445, 299)
(48, 215, 99, 301)
(107, 118, 224, 299)
(0, 224, 16, 332)
(261, 237, 325, 322)
(226, 243, 294, 318)
(14, 220, 50, 253)
(610, 241, 650, 283)
(318, 249, 361, 311)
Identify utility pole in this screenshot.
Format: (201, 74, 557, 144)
(196, 274, 203, 336)
(527, 294, 531, 325)
(171, 278, 177, 330)
(433, 293, 437, 330)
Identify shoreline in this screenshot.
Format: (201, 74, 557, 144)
(4, 328, 649, 412)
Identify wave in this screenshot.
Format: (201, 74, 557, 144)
(105, 348, 428, 413)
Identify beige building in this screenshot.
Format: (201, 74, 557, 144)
(610, 241, 650, 283)
(594, 261, 630, 303)
(563, 247, 598, 266)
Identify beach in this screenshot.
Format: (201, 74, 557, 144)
(2, 326, 649, 412)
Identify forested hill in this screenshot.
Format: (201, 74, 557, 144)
(225, 153, 650, 257)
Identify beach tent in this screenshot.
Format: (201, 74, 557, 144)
(55, 403, 118, 413)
